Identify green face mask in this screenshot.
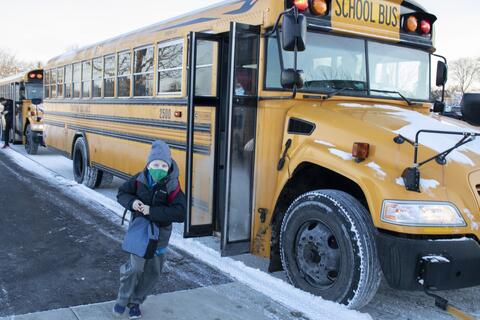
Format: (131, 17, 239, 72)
(149, 168, 168, 182)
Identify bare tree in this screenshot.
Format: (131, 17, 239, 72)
(0, 49, 27, 78)
(449, 57, 480, 94)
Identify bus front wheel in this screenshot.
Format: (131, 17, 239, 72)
(280, 190, 381, 309)
(72, 137, 102, 189)
(25, 125, 39, 155)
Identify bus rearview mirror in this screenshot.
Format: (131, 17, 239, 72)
(436, 61, 448, 87)
(282, 12, 307, 52)
(281, 69, 304, 90)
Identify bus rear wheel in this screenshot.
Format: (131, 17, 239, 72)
(72, 137, 102, 189)
(25, 124, 39, 155)
(280, 190, 381, 309)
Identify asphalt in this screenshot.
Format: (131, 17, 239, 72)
(0, 150, 232, 317)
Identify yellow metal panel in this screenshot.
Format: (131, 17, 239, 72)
(331, 0, 402, 42)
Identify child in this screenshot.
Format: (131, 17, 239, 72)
(114, 140, 186, 319)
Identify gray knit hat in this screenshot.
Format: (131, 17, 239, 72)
(147, 140, 172, 166)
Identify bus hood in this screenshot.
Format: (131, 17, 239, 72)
(323, 100, 480, 167)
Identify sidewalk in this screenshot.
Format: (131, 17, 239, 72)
(0, 282, 304, 320)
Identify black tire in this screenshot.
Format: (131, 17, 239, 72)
(25, 125, 39, 155)
(72, 137, 101, 189)
(280, 190, 381, 309)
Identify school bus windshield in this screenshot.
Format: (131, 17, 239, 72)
(266, 32, 430, 101)
(25, 83, 43, 100)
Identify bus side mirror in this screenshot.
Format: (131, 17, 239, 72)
(436, 61, 448, 87)
(461, 93, 480, 126)
(281, 69, 304, 89)
(282, 12, 307, 52)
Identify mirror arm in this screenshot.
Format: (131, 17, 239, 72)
(291, 6, 300, 99)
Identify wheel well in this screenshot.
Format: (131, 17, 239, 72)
(268, 162, 370, 272)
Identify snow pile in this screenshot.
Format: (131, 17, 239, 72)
(3, 148, 371, 320)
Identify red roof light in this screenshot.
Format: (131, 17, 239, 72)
(420, 20, 431, 34)
(294, 0, 309, 11)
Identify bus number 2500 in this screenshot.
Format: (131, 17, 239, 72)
(159, 108, 172, 120)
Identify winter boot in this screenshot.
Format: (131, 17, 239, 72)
(112, 303, 126, 317)
(129, 304, 142, 319)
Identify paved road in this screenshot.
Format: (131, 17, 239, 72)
(0, 150, 231, 317)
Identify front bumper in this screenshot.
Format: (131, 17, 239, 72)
(377, 232, 480, 291)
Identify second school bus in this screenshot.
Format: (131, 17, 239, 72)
(0, 69, 45, 154)
(43, 0, 480, 308)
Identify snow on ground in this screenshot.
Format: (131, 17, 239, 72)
(2, 147, 369, 320)
(7, 145, 480, 320)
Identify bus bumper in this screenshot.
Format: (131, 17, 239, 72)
(377, 232, 480, 291)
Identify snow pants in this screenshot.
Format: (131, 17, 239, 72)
(116, 253, 165, 307)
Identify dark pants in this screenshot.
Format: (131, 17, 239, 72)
(3, 119, 11, 145)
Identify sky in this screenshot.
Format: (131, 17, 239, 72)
(0, 0, 478, 64)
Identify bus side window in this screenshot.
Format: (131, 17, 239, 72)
(73, 63, 82, 98)
(133, 46, 154, 97)
(158, 40, 183, 95)
(117, 51, 132, 97)
(104, 55, 116, 98)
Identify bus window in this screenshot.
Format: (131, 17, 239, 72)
(117, 51, 131, 97)
(65, 64, 72, 98)
(44, 70, 50, 99)
(19, 85, 26, 100)
(93, 58, 103, 98)
(57, 67, 64, 98)
(266, 33, 367, 93)
(26, 83, 43, 100)
(133, 46, 154, 97)
(73, 63, 81, 98)
(158, 40, 183, 95)
(50, 69, 57, 98)
(195, 40, 215, 96)
(104, 55, 116, 97)
(368, 42, 430, 101)
(82, 60, 91, 98)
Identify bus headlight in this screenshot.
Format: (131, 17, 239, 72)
(381, 201, 466, 227)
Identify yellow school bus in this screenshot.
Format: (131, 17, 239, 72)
(43, 0, 480, 309)
(0, 69, 45, 154)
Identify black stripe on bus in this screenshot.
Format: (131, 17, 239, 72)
(45, 97, 188, 106)
(44, 111, 211, 133)
(44, 121, 211, 155)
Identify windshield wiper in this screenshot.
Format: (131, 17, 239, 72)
(307, 87, 418, 106)
(324, 87, 367, 99)
(370, 89, 417, 106)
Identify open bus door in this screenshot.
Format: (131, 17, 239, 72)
(184, 31, 223, 238)
(184, 23, 260, 257)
